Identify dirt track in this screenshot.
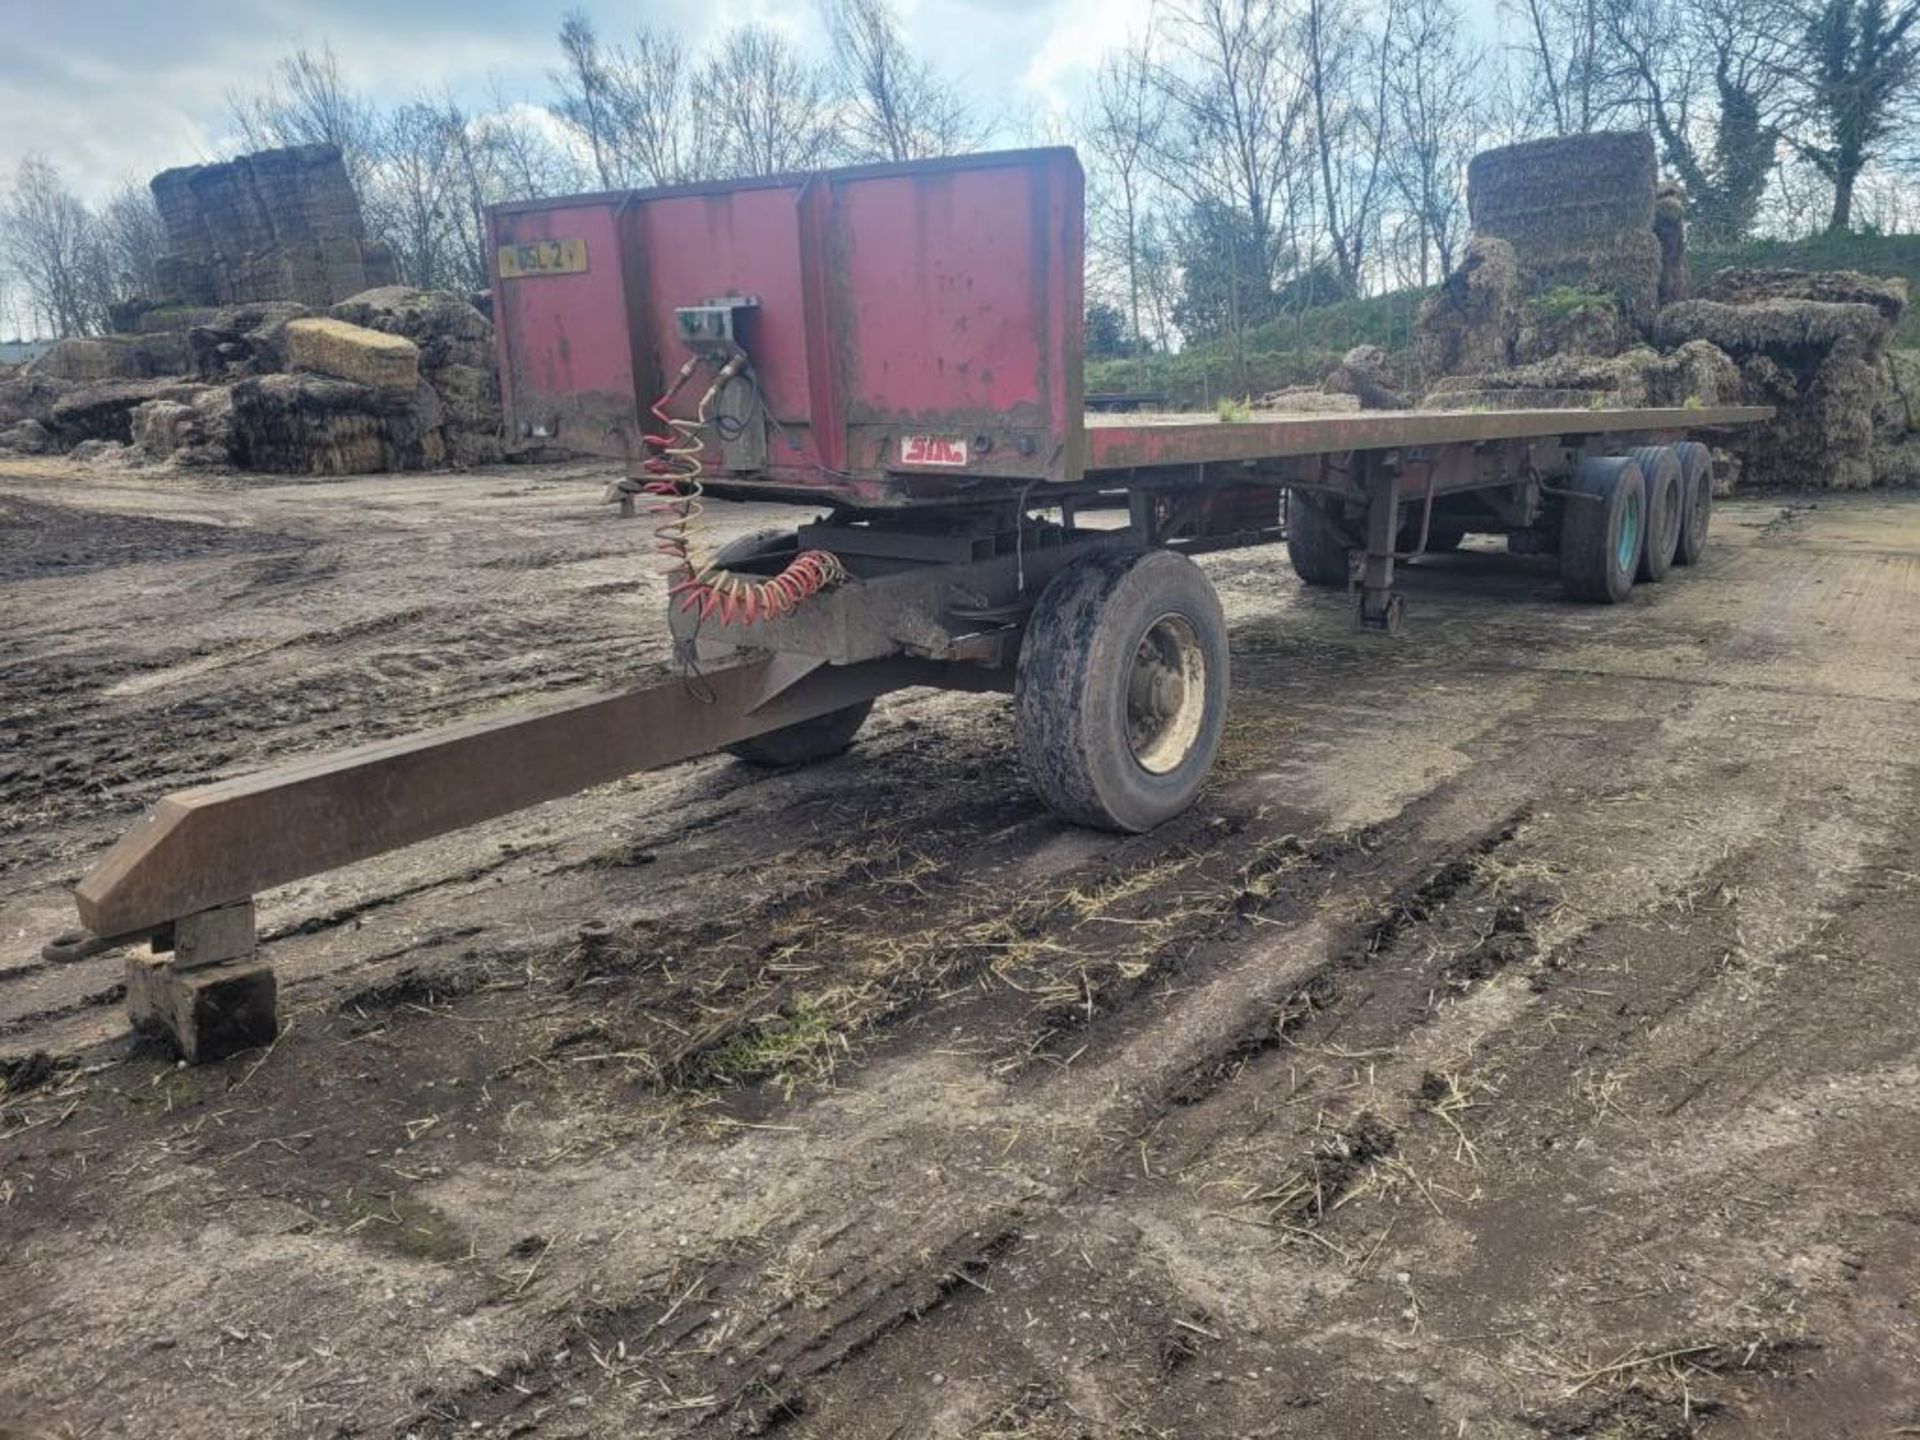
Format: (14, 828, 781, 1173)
(3, 456, 1918, 1439)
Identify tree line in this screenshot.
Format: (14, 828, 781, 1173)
(4, 0, 1920, 350)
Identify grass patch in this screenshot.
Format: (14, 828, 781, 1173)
(1526, 285, 1617, 320)
(692, 997, 846, 1090)
(1088, 288, 1432, 409)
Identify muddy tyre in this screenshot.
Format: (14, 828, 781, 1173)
(1016, 549, 1229, 832)
(1287, 492, 1354, 587)
(1560, 456, 1645, 604)
(1672, 441, 1713, 566)
(703, 528, 873, 767)
(1629, 445, 1682, 582)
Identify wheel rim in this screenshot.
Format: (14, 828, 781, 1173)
(1617, 488, 1642, 574)
(1126, 613, 1208, 775)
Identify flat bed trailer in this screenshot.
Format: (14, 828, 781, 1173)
(57, 149, 1768, 1060)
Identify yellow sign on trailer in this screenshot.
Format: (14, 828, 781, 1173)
(496, 237, 587, 279)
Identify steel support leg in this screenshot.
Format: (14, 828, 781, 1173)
(1357, 461, 1404, 633)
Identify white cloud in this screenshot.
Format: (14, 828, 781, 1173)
(1018, 0, 1156, 114)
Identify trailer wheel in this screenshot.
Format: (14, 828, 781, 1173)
(1287, 493, 1355, 587)
(1560, 456, 1646, 604)
(1016, 549, 1229, 832)
(1629, 446, 1682, 582)
(1672, 441, 1713, 566)
(700, 528, 873, 767)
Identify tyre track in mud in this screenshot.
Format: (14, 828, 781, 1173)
(390, 717, 1608, 1437)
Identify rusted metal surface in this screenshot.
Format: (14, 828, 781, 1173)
(489, 197, 652, 459)
(1083, 405, 1773, 473)
(488, 150, 1084, 500)
(74, 656, 1005, 939)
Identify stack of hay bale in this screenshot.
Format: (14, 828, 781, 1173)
(1656, 268, 1907, 489)
(2, 286, 505, 474)
(0, 143, 506, 476)
(146, 145, 398, 311)
(1465, 132, 1665, 356)
(330, 288, 503, 465)
(1416, 237, 1524, 377)
(1415, 129, 1918, 491)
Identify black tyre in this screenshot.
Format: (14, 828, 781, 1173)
(1629, 445, 1682, 583)
(702, 528, 872, 767)
(1287, 492, 1354, 587)
(1015, 549, 1229, 832)
(1672, 441, 1713, 566)
(1559, 456, 1646, 604)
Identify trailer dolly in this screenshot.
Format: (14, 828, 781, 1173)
(54, 148, 1768, 1061)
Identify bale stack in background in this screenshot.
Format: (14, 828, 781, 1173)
(330, 288, 504, 465)
(146, 146, 398, 312)
(26, 333, 193, 383)
(1657, 269, 1909, 489)
(1420, 341, 1741, 414)
(1413, 128, 1920, 490)
(0, 144, 510, 477)
(1415, 236, 1522, 377)
(1469, 132, 1667, 339)
(1655, 182, 1689, 305)
(285, 318, 422, 393)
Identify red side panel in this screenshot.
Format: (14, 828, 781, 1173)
(489, 200, 647, 460)
(487, 149, 1085, 501)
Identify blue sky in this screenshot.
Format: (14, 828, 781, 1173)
(0, 0, 1160, 201)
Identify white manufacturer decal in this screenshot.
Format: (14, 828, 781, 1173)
(899, 434, 969, 467)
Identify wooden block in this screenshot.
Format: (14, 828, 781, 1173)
(127, 952, 278, 1063)
(170, 897, 257, 971)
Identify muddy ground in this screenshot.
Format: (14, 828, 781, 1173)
(2, 455, 1917, 1439)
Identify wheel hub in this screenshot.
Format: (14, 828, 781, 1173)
(1126, 614, 1207, 775)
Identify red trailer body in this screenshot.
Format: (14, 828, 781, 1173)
(489, 149, 1086, 503)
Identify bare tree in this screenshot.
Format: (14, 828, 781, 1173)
(700, 27, 840, 178)
(485, 84, 591, 199)
(619, 29, 716, 184)
(550, 13, 714, 187)
(1506, 0, 1635, 134)
(96, 183, 168, 309)
(1383, 0, 1482, 282)
(1303, 0, 1397, 292)
(1151, 0, 1314, 329)
(550, 11, 620, 188)
(827, 0, 979, 161)
(366, 101, 461, 290)
(1081, 25, 1168, 349)
(435, 96, 501, 293)
(228, 45, 377, 189)
(1, 158, 104, 336)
